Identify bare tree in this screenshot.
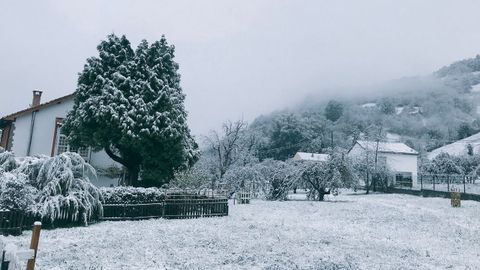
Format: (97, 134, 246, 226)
(204, 120, 250, 188)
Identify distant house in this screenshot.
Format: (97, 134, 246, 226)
(0, 91, 120, 186)
(293, 152, 329, 162)
(428, 132, 480, 160)
(348, 140, 419, 187)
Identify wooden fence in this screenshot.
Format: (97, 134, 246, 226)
(0, 212, 23, 236)
(102, 202, 165, 220)
(163, 198, 228, 219)
(101, 197, 228, 221)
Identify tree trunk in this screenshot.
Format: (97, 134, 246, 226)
(126, 166, 140, 187)
(318, 191, 325, 201)
(104, 144, 141, 186)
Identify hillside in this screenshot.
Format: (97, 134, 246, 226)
(250, 55, 480, 159)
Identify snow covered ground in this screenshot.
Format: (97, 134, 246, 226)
(3, 193, 480, 270)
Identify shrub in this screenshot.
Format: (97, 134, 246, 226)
(100, 186, 166, 204)
(0, 172, 36, 211)
(0, 152, 103, 226)
(0, 150, 16, 172)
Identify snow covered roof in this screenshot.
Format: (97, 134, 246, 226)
(428, 132, 480, 159)
(1, 93, 74, 121)
(361, 103, 376, 108)
(293, 152, 330, 162)
(355, 140, 418, 155)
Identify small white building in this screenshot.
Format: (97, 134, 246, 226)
(293, 152, 329, 162)
(428, 132, 480, 159)
(0, 91, 120, 186)
(348, 140, 419, 187)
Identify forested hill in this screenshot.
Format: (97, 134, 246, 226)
(250, 55, 480, 160)
(435, 55, 480, 92)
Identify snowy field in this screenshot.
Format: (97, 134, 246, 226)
(4, 193, 480, 270)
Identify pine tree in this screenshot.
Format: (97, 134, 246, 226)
(62, 34, 198, 186)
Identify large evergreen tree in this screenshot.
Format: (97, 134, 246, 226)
(62, 34, 198, 186)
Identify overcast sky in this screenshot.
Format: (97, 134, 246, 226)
(1, 1, 480, 135)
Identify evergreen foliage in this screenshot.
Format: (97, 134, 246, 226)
(62, 34, 198, 187)
(324, 100, 344, 122)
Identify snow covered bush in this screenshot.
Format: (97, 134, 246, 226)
(255, 159, 300, 200)
(422, 153, 463, 175)
(169, 167, 211, 190)
(0, 173, 35, 211)
(100, 186, 166, 204)
(300, 154, 357, 201)
(222, 165, 264, 195)
(0, 152, 102, 226)
(0, 150, 16, 172)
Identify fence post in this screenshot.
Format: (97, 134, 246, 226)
(463, 175, 466, 194)
(433, 175, 436, 191)
(420, 174, 423, 190)
(447, 175, 450, 192)
(26, 222, 41, 270)
(1, 250, 8, 270)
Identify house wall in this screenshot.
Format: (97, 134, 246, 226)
(348, 143, 418, 186)
(10, 112, 33, 156)
(8, 98, 120, 186)
(382, 152, 418, 186)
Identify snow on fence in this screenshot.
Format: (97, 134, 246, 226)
(101, 196, 228, 220)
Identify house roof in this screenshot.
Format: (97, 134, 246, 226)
(355, 140, 418, 155)
(293, 152, 330, 161)
(428, 132, 480, 159)
(1, 93, 74, 121)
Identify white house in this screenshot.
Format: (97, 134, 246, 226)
(348, 140, 419, 187)
(428, 132, 480, 159)
(293, 152, 329, 162)
(0, 91, 120, 186)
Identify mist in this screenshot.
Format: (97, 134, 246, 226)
(1, 1, 480, 135)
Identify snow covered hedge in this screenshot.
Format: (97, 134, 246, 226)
(100, 186, 166, 204)
(0, 150, 102, 226)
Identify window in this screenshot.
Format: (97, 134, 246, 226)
(395, 172, 412, 188)
(57, 134, 69, 154)
(57, 134, 90, 160)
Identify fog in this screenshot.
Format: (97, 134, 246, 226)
(1, 0, 480, 135)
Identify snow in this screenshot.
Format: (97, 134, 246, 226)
(3, 193, 480, 270)
(471, 83, 480, 92)
(293, 152, 329, 162)
(360, 103, 376, 108)
(356, 140, 418, 155)
(385, 132, 401, 142)
(395, 106, 404, 115)
(428, 132, 480, 159)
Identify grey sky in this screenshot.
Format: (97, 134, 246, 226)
(1, 1, 480, 135)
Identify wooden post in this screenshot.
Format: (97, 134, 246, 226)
(26, 222, 41, 270)
(420, 174, 423, 190)
(447, 175, 450, 192)
(463, 175, 466, 194)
